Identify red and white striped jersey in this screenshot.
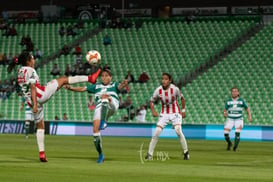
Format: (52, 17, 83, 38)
(150, 84, 183, 114)
(17, 66, 45, 107)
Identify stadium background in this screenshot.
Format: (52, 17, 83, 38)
(0, 0, 273, 140)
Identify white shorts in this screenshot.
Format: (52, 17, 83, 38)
(35, 79, 58, 123)
(37, 79, 58, 104)
(25, 111, 34, 121)
(224, 118, 244, 130)
(157, 113, 182, 129)
(93, 98, 119, 121)
(33, 103, 44, 123)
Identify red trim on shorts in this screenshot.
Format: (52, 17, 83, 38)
(36, 92, 42, 98)
(36, 82, 45, 91)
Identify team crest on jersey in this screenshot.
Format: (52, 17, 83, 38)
(95, 82, 115, 89)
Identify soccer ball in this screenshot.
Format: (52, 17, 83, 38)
(86, 50, 101, 65)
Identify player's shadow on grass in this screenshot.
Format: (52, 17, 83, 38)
(52, 156, 92, 160)
(52, 156, 115, 162)
(0, 157, 38, 163)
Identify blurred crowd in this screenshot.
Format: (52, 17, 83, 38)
(0, 78, 16, 100)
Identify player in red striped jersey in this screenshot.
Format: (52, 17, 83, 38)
(16, 51, 100, 162)
(146, 73, 189, 160)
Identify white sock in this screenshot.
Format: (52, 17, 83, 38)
(174, 125, 188, 153)
(36, 129, 45, 152)
(148, 127, 162, 156)
(68, 76, 88, 84)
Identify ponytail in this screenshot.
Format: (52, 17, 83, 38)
(7, 51, 31, 73)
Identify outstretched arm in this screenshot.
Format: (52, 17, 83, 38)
(118, 79, 128, 90)
(149, 100, 158, 117)
(223, 109, 228, 118)
(64, 85, 87, 92)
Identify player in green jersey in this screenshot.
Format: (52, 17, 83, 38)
(224, 87, 252, 151)
(65, 67, 128, 163)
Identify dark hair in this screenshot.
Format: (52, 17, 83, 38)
(101, 66, 112, 76)
(231, 87, 239, 92)
(7, 51, 30, 73)
(18, 51, 32, 66)
(162, 72, 173, 83)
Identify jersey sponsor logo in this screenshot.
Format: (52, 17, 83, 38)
(101, 88, 107, 93)
(95, 82, 116, 89)
(227, 100, 243, 105)
(17, 69, 28, 83)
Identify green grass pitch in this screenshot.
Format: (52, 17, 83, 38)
(0, 134, 273, 182)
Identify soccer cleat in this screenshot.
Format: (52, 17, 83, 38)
(99, 119, 108, 130)
(227, 142, 232, 151)
(233, 146, 237, 152)
(88, 67, 101, 84)
(184, 151, 190, 160)
(39, 151, 48, 162)
(145, 153, 153, 161)
(97, 153, 104, 163)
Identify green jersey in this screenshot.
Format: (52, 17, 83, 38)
(86, 82, 120, 107)
(224, 97, 248, 119)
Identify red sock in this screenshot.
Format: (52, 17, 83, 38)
(88, 68, 101, 84)
(39, 151, 45, 158)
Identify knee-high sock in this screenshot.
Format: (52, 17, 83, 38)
(101, 98, 109, 121)
(93, 132, 102, 154)
(234, 132, 240, 149)
(25, 121, 30, 136)
(36, 129, 45, 152)
(224, 130, 232, 144)
(68, 76, 88, 84)
(148, 127, 162, 156)
(174, 125, 188, 153)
